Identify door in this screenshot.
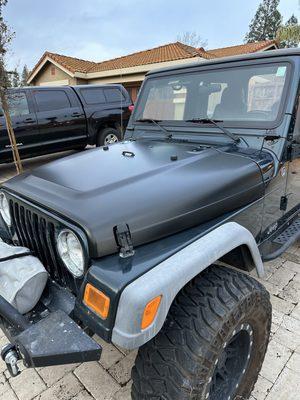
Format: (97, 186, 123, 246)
(0, 90, 39, 162)
(285, 92, 300, 215)
(32, 88, 87, 152)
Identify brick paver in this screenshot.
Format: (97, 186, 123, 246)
(0, 153, 299, 400)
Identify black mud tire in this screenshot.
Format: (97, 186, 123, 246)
(96, 127, 121, 147)
(131, 265, 271, 400)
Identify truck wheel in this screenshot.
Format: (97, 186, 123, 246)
(96, 128, 121, 147)
(132, 265, 271, 400)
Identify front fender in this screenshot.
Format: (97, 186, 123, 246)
(111, 222, 264, 349)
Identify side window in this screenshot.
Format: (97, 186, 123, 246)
(80, 88, 106, 104)
(6, 92, 30, 117)
(34, 90, 71, 112)
(104, 88, 125, 103)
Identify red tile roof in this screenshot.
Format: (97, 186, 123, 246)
(206, 40, 278, 58)
(28, 40, 279, 82)
(87, 42, 214, 73)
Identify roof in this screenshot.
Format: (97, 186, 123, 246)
(87, 42, 214, 73)
(27, 39, 279, 83)
(28, 42, 213, 82)
(147, 47, 300, 77)
(206, 40, 278, 58)
(29, 51, 97, 77)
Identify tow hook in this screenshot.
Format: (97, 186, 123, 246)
(1, 344, 21, 377)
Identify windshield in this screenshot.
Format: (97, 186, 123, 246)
(134, 63, 289, 126)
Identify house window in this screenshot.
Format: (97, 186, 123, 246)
(51, 66, 56, 76)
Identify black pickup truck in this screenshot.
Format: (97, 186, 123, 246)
(0, 84, 132, 163)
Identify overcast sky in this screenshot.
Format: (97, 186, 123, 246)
(4, 0, 299, 71)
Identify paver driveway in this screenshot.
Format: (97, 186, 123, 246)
(0, 152, 299, 400)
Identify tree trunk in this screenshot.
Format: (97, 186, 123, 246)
(0, 62, 23, 174)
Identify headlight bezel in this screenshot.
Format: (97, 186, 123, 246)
(56, 228, 86, 278)
(1, 190, 89, 279)
(0, 191, 12, 227)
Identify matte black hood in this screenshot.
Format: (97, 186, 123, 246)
(3, 140, 265, 257)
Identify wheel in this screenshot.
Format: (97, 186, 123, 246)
(132, 265, 271, 400)
(96, 128, 121, 147)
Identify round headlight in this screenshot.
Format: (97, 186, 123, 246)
(57, 230, 84, 277)
(0, 192, 11, 227)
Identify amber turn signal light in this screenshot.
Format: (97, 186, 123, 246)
(141, 295, 162, 330)
(84, 283, 110, 320)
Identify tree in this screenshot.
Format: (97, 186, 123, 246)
(0, 0, 23, 173)
(20, 64, 29, 86)
(177, 31, 207, 48)
(278, 15, 299, 48)
(11, 67, 20, 87)
(245, 0, 282, 43)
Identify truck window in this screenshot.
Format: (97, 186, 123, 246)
(3, 92, 30, 117)
(80, 88, 106, 105)
(34, 90, 71, 112)
(136, 63, 290, 127)
(104, 88, 125, 103)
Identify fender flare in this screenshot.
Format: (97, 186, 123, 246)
(111, 222, 264, 349)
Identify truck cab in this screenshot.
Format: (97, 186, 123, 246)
(0, 84, 132, 163)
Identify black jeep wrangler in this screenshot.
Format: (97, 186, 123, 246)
(0, 48, 299, 400)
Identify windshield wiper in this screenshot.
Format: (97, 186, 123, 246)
(135, 118, 172, 139)
(185, 118, 240, 143)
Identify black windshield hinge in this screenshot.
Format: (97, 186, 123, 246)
(114, 223, 135, 258)
(280, 196, 288, 211)
(287, 142, 300, 161)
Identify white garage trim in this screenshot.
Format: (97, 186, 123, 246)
(39, 79, 70, 86)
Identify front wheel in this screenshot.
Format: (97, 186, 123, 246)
(96, 127, 121, 147)
(132, 265, 272, 400)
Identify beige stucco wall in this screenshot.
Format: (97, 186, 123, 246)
(88, 72, 145, 85)
(31, 62, 77, 86)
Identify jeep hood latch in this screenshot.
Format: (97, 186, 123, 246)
(114, 223, 135, 258)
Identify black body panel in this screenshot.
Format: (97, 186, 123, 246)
(3, 139, 265, 257)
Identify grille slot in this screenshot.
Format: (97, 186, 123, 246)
(10, 200, 70, 288)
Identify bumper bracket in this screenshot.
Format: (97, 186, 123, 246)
(14, 310, 102, 368)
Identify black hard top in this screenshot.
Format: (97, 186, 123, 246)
(17, 83, 124, 91)
(147, 48, 300, 76)
(70, 84, 124, 90)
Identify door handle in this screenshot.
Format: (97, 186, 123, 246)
(72, 112, 81, 117)
(23, 118, 35, 124)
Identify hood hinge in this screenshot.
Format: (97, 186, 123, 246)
(280, 195, 288, 211)
(114, 223, 135, 258)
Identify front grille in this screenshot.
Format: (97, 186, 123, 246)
(9, 199, 72, 288)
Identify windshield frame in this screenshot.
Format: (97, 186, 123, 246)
(132, 58, 293, 131)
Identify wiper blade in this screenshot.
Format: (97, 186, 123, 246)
(135, 118, 172, 138)
(185, 118, 240, 143)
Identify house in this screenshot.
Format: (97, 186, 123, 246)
(27, 40, 278, 102)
